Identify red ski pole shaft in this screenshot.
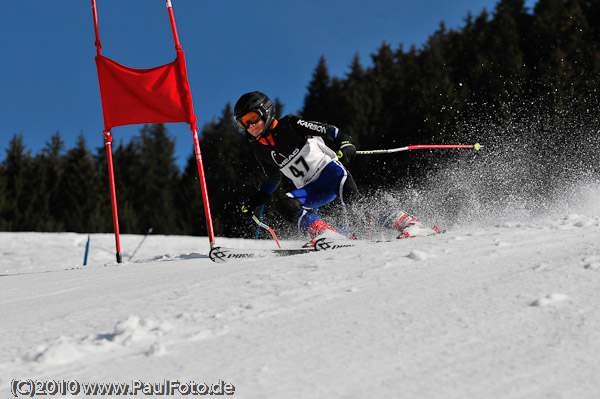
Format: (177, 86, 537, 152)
(252, 215, 282, 249)
(356, 143, 481, 155)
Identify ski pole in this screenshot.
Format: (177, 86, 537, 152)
(252, 215, 282, 249)
(83, 234, 91, 266)
(254, 205, 265, 240)
(356, 143, 481, 155)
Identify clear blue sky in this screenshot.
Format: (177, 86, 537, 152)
(1, 0, 536, 169)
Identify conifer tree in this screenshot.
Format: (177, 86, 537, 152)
(559, 0, 597, 101)
(359, 43, 411, 188)
(136, 123, 180, 234)
(92, 138, 112, 232)
(302, 56, 334, 121)
(484, 0, 528, 108)
(59, 134, 104, 232)
(0, 155, 7, 230)
(342, 53, 369, 144)
(451, 9, 492, 113)
(32, 131, 65, 231)
(111, 137, 143, 233)
(368, 42, 400, 140)
(176, 151, 209, 236)
(529, 0, 571, 102)
(2, 134, 32, 231)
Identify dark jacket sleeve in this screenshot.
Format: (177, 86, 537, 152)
(284, 115, 337, 139)
(285, 114, 353, 149)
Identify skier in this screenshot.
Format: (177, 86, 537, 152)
(234, 91, 436, 241)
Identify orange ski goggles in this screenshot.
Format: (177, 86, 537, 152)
(236, 111, 262, 130)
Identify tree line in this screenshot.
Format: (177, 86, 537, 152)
(1, 0, 599, 237)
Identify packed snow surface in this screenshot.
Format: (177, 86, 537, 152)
(2, 188, 600, 397)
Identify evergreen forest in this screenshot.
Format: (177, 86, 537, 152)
(1, 0, 599, 237)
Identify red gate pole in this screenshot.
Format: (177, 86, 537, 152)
(92, 0, 123, 262)
(191, 127, 216, 247)
(166, 0, 182, 52)
(91, 0, 102, 56)
(103, 131, 123, 263)
(166, 0, 216, 248)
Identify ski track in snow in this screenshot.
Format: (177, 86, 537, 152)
(1, 212, 600, 398)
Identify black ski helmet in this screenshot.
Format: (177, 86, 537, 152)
(234, 91, 275, 138)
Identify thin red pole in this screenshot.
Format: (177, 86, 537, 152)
(356, 144, 481, 155)
(103, 131, 123, 263)
(165, 0, 182, 51)
(91, 0, 102, 56)
(93, 0, 122, 263)
(166, 0, 216, 248)
(192, 128, 216, 247)
(405, 144, 477, 150)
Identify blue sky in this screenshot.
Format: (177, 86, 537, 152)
(1, 0, 536, 169)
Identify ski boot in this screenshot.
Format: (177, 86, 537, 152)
(394, 214, 439, 238)
(301, 220, 348, 248)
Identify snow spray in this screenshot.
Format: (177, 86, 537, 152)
(318, 98, 600, 237)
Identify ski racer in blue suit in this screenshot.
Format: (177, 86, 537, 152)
(234, 91, 437, 241)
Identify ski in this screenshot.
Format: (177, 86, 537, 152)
(208, 238, 355, 263)
(209, 246, 315, 263)
(209, 229, 443, 263)
(311, 228, 444, 250)
(312, 237, 359, 251)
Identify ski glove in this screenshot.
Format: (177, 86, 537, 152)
(241, 189, 271, 217)
(337, 141, 357, 168)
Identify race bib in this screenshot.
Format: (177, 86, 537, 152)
(274, 137, 337, 188)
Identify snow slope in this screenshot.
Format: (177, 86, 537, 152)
(2, 196, 600, 398)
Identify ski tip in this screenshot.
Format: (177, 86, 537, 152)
(209, 246, 226, 263)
